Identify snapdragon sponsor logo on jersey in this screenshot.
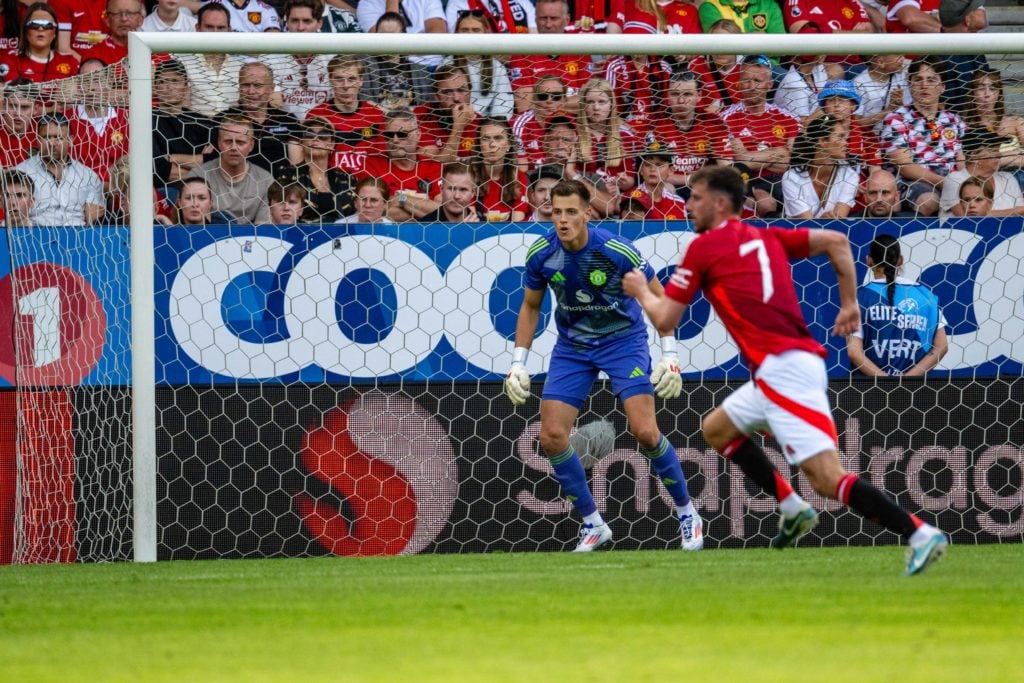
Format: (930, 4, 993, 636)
(151, 220, 1024, 383)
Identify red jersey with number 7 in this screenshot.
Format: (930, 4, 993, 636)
(663, 220, 825, 369)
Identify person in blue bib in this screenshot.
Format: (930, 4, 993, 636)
(847, 234, 949, 376)
(504, 179, 703, 552)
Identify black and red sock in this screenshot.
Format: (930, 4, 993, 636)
(723, 436, 795, 503)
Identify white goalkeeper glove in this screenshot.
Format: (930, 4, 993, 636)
(651, 336, 682, 400)
(505, 347, 532, 406)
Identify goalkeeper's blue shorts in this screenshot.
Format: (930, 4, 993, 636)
(542, 333, 654, 409)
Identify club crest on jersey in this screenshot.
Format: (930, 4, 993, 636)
(752, 13, 768, 29)
(361, 127, 374, 139)
(57, 62, 72, 74)
(772, 124, 786, 138)
(943, 129, 956, 140)
(249, 11, 262, 24)
(843, 6, 854, 17)
(589, 270, 607, 287)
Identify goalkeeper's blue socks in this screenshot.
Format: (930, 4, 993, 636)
(642, 435, 691, 508)
(548, 446, 598, 518)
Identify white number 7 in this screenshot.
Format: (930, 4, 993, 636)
(739, 239, 774, 303)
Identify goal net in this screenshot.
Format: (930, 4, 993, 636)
(4, 29, 1023, 563)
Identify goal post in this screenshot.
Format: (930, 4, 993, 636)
(103, 30, 1024, 562)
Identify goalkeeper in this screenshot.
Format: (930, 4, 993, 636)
(505, 179, 702, 552)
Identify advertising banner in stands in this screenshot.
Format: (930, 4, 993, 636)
(143, 380, 1022, 559)
(154, 218, 1024, 383)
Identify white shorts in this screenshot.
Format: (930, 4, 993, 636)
(721, 350, 838, 465)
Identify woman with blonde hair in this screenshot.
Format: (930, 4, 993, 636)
(442, 10, 513, 119)
(577, 78, 637, 184)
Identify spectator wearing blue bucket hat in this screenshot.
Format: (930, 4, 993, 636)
(817, 79, 884, 175)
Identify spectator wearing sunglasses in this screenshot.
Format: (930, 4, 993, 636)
(413, 63, 481, 163)
(277, 116, 356, 222)
(360, 108, 443, 221)
(0, 2, 79, 83)
(880, 56, 965, 217)
(506, 0, 592, 115)
(511, 74, 568, 168)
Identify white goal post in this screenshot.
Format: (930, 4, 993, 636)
(126, 30, 1022, 563)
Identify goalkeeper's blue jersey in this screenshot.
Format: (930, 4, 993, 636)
(856, 277, 945, 375)
(524, 227, 655, 349)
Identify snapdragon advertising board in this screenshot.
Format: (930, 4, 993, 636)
(1, 220, 1022, 561)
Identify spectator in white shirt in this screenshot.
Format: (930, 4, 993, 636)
(141, 0, 198, 32)
(15, 113, 104, 226)
(211, 0, 281, 31)
(782, 113, 860, 218)
(356, 0, 447, 68)
(174, 3, 248, 117)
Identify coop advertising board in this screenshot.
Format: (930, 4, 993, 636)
(0, 218, 1020, 387)
(154, 218, 1024, 385)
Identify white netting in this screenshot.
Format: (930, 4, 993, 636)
(4, 28, 1024, 562)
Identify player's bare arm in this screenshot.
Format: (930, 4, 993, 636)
(903, 327, 949, 377)
(807, 230, 860, 337)
(622, 268, 688, 333)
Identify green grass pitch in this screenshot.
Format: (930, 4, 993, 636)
(2, 544, 1020, 682)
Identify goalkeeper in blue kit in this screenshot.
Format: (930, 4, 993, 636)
(504, 180, 703, 552)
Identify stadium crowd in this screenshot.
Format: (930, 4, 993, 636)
(1, 0, 1023, 226)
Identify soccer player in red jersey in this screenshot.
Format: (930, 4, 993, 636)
(623, 166, 949, 576)
(307, 55, 385, 175)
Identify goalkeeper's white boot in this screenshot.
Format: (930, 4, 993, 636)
(679, 511, 704, 551)
(573, 523, 613, 552)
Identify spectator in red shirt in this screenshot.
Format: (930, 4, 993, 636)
(783, 0, 874, 34)
(361, 107, 442, 221)
(52, 0, 107, 57)
(603, 44, 672, 135)
(577, 77, 638, 186)
(685, 18, 742, 115)
(81, 0, 144, 67)
(0, 3, 79, 84)
(66, 57, 128, 183)
(608, 0, 702, 36)
(0, 0, 33, 52)
(721, 55, 801, 217)
(421, 161, 482, 223)
(472, 116, 528, 221)
(512, 74, 568, 167)
(626, 141, 688, 220)
(306, 54, 386, 175)
(507, 0, 592, 114)
(0, 78, 37, 167)
(414, 63, 480, 163)
(648, 69, 733, 195)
